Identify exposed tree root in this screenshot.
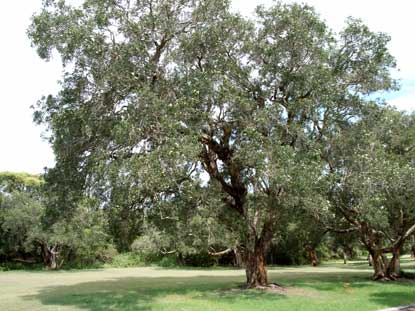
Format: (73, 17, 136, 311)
(373, 275, 398, 281)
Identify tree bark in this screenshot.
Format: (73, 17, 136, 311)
(49, 250, 58, 270)
(39, 242, 60, 270)
(305, 245, 318, 266)
(244, 244, 268, 288)
(233, 248, 243, 268)
(368, 254, 373, 266)
(371, 250, 388, 280)
(243, 222, 275, 288)
(387, 245, 402, 279)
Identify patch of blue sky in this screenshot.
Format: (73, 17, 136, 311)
(367, 80, 415, 112)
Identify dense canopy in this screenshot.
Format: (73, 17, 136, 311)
(26, 0, 409, 286)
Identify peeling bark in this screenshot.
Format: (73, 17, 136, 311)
(371, 250, 388, 280)
(387, 245, 402, 279)
(244, 244, 269, 288)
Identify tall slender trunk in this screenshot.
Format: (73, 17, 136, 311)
(233, 248, 243, 268)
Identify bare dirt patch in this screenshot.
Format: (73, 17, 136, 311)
(221, 283, 319, 298)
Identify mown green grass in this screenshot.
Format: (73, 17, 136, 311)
(1, 258, 414, 311)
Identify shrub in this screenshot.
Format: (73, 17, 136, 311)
(106, 252, 145, 268)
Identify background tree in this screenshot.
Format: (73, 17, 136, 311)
(325, 108, 415, 280)
(0, 172, 43, 262)
(0, 171, 112, 269)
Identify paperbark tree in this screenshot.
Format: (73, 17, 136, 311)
(29, 0, 395, 287)
(325, 108, 415, 280)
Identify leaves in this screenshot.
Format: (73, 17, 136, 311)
(28, 0, 400, 269)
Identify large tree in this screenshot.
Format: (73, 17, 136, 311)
(29, 0, 395, 287)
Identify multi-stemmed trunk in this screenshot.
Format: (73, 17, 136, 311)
(369, 247, 402, 280)
(370, 250, 388, 280)
(40, 242, 61, 270)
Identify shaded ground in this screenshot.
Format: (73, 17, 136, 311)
(0, 258, 414, 311)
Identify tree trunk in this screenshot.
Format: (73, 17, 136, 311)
(243, 224, 276, 288)
(49, 251, 58, 270)
(244, 244, 268, 288)
(368, 254, 373, 266)
(40, 243, 60, 270)
(411, 244, 415, 258)
(343, 249, 347, 265)
(371, 251, 388, 280)
(233, 248, 243, 268)
(387, 246, 402, 279)
(305, 245, 318, 266)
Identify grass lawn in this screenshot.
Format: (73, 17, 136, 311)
(1, 258, 414, 311)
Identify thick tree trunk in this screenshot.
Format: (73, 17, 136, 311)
(371, 251, 388, 280)
(244, 245, 268, 288)
(243, 224, 275, 289)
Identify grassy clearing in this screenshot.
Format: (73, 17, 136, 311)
(1, 258, 414, 311)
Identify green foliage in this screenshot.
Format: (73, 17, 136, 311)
(0, 172, 43, 194)
(156, 256, 179, 268)
(0, 192, 44, 259)
(0, 177, 115, 269)
(105, 252, 145, 268)
(27, 0, 399, 282)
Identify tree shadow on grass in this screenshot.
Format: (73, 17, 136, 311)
(22, 271, 415, 311)
(23, 275, 287, 311)
(370, 290, 415, 309)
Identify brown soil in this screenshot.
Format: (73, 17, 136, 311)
(222, 283, 319, 297)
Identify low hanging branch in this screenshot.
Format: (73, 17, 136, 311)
(160, 248, 177, 255)
(208, 248, 233, 257)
